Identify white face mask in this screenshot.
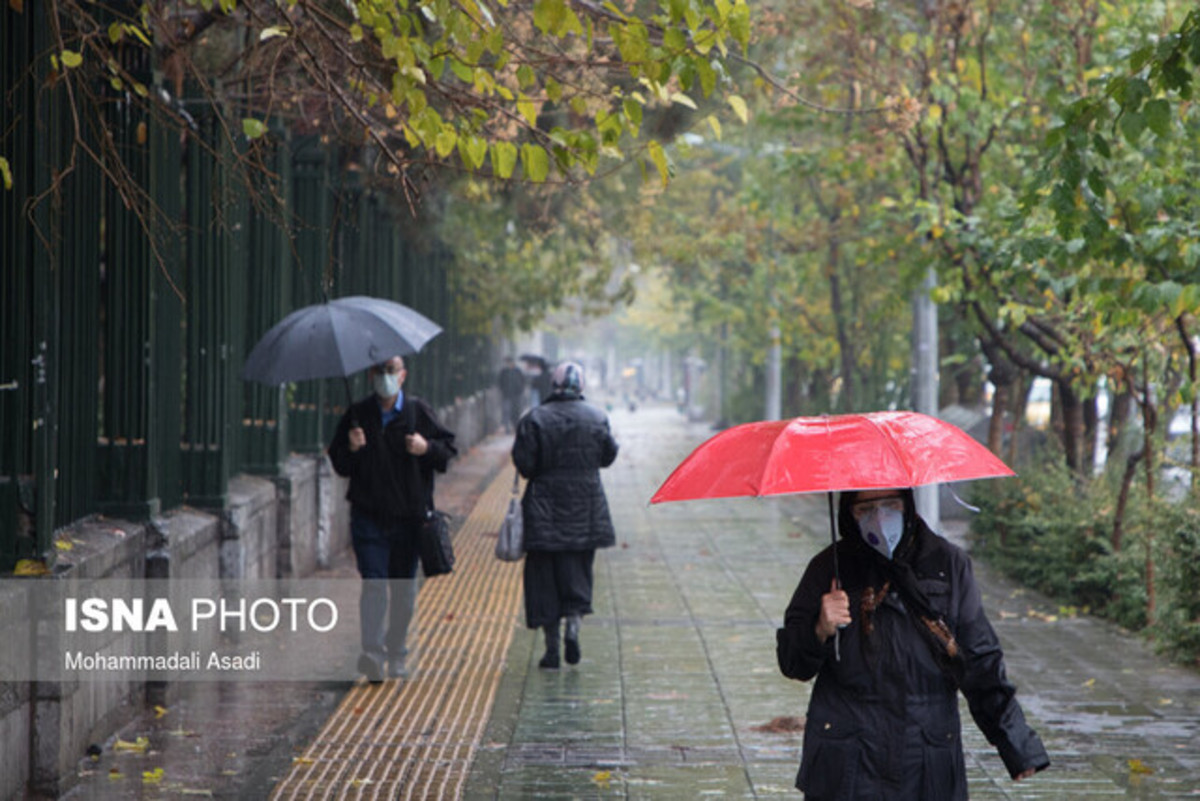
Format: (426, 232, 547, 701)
(859, 507, 905, 559)
(373, 371, 400, 399)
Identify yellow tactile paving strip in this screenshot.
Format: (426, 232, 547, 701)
(271, 470, 523, 800)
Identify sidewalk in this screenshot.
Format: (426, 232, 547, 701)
(62, 403, 1200, 799)
(60, 434, 514, 801)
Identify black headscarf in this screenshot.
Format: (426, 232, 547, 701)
(838, 488, 964, 678)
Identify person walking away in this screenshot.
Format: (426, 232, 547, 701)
(776, 488, 1049, 798)
(328, 355, 457, 683)
(512, 361, 618, 669)
(497, 356, 527, 434)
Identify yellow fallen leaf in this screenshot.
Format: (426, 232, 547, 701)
(108, 769, 123, 780)
(13, 559, 49, 576)
(1158, 698, 1174, 706)
(349, 778, 375, 787)
(114, 736, 149, 753)
(142, 767, 165, 784)
(1082, 678, 1096, 688)
(154, 705, 168, 718)
(592, 770, 612, 787)
(1128, 758, 1153, 775)
(292, 756, 315, 765)
(55, 540, 74, 551)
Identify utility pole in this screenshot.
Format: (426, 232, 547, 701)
(913, 266, 940, 528)
(765, 221, 782, 421)
(766, 321, 782, 420)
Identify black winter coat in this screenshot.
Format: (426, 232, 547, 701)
(327, 394, 457, 521)
(776, 507, 1048, 799)
(512, 393, 618, 551)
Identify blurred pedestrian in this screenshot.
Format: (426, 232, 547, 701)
(512, 361, 618, 669)
(497, 356, 527, 434)
(776, 488, 1049, 799)
(328, 355, 457, 683)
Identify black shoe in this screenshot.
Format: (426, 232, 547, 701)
(358, 652, 384, 684)
(564, 635, 580, 665)
(538, 650, 560, 670)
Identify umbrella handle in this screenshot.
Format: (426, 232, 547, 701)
(827, 491, 842, 662)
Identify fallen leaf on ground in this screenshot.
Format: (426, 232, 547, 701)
(142, 767, 165, 784)
(592, 770, 612, 788)
(114, 737, 149, 753)
(13, 559, 49, 576)
(752, 716, 806, 734)
(1128, 758, 1153, 775)
(1082, 678, 1096, 688)
(154, 705, 168, 718)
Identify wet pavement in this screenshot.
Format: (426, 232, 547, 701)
(61, 402, 1200, 799)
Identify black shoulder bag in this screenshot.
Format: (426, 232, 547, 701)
(404, 398, 455, 577)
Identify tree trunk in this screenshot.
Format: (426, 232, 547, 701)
(1082, 392, 1099, 476)
(982, 344, 1016, 456)
(1141, 366, 1158, 625)
(1055, 378, 1087, 478)
(1112, 448, 1143, 553)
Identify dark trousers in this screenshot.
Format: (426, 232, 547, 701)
(350, 510, 421, 661)
(523, 549, 595, 629)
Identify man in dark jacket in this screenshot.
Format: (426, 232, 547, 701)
(776, 488, 1049, 798)
(328, 355, 457, 682)
(497, 356, 527, 433)
(512, 361, 618, 669)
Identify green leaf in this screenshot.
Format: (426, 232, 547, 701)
(623, 98, 643, 128)
(242, 118, 268, 139)
(647, 140, 669, 186)
(491, 141, 518, 179)
(521, 143, 550, 182)
(1144, 99, 1171, 137)
(517, 94, 538, 127)
(695, 58, 717, 97)
(533, 0, 565, 34)
(1118, 111, 1145, 144)
(60, 50, 83, 69)
(435, 128, 458, 158)
(465, 135, 489, 170)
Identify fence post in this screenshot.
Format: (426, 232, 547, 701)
(240, 124, 292, 475)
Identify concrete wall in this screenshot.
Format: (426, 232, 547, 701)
(4, 390, 495, 800)
(25, 519, 148, 798)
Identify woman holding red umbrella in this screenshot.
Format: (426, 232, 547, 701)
(776, 487, 1049, 799)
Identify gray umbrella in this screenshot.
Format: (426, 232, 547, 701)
(240, 296, 442, 387)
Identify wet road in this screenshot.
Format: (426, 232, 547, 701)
(466, 402, 1200, 799)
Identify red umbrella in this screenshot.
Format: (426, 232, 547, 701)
(650, 411, 1014, 657)
(650, 410, 1014, 503)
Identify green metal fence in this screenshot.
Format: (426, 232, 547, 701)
(0, 6, 493, 572)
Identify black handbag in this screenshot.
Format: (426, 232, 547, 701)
(418, 510, 455, 577)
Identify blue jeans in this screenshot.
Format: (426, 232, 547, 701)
(351, 510, 421, 663)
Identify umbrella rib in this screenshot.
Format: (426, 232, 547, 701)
(863, 413, 916, 488)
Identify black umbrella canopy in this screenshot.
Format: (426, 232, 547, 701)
(241, 296, 442, 386)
